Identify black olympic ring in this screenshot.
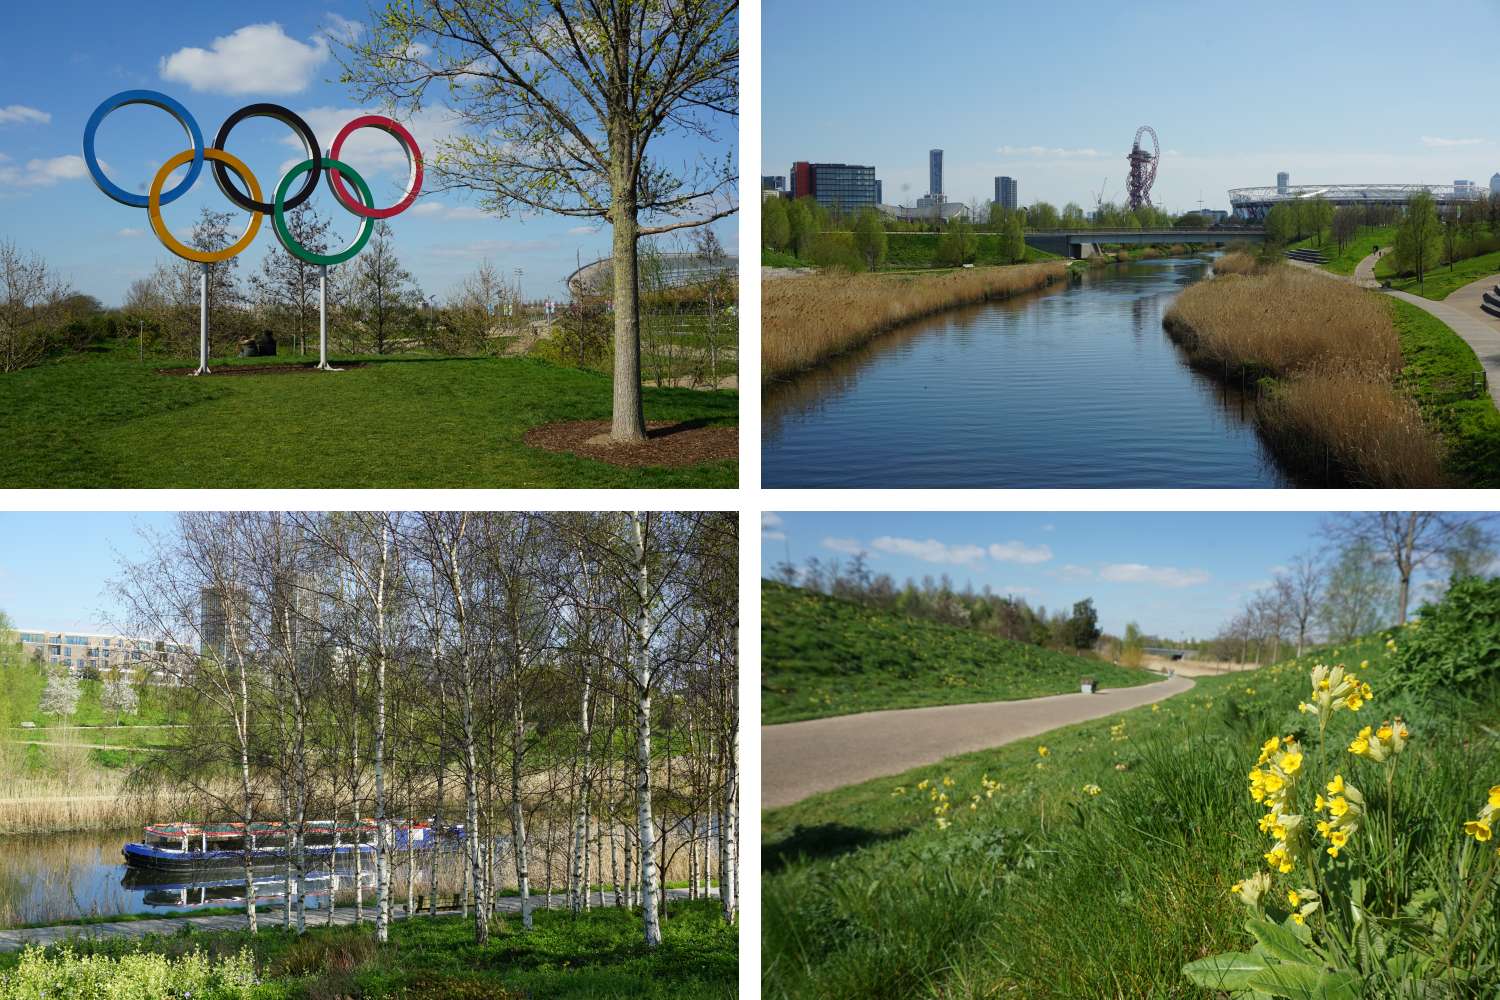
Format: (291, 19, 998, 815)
(211, 103, 322, 215)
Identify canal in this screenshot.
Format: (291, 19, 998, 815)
(762, 256, 1292, 488)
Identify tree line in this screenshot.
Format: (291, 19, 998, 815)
(767, 555, 1103, 652)
(1207, 513, 1494, 665)
(109, 511, 738, 948)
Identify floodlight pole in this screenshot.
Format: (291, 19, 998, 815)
(193, 262, 210, 376)
(317, 264, 340, 372)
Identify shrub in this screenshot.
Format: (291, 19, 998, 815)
(1391, 577, 1500, 697)
(805, 232, 863, 272)
(274, 927, 378, 977)
(0, 944, 257, 999)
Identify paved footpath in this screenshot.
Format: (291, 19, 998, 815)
(0, 887, 708, 952)
(1353, 247, 1390, 287)
(1387, 282, 1500, 411)
(762, 674, 1195, 810)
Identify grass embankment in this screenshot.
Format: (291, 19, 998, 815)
(761, 582, 1152, 724)
(1164, 265, 1445, 487)
(762, 632, 1499, 998)
(0, 349, 736, 488)
(1288, 225, 1397, 275)
(0, 899, 736, 999)
(1378, 246, 1500, 300)
(879, 232, 1059, 269)
(761, 260, 1067, 382)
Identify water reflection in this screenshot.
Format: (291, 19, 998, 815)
(762, 257, 1292, 488)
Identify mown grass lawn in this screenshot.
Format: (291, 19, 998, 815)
(1376, 245, 1500, 300)
(1389, 297, 1500, 487)
(0, 899, 736, 1000)
(1289, 225, 1396, 275)
(0, 349, 736, 488)
(763, 629, 1500, 999)
(761, 582, 1154, 724)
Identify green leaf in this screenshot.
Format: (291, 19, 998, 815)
(1246, 918, 1316, 965)
(1182, 951, 1266, 989)
(1245, 962, 1325, 999)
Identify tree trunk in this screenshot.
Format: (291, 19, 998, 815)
(609, 131, 646, 443)
(373, 523, 391, 944)
(570, 669, 592, 916)
(510, 694, 532, 930)
(630, 514, 662, 947)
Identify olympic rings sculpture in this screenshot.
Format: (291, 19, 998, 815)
(83, 90, 422, 266)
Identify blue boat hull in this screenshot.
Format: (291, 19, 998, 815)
(122, 841, 375, 872)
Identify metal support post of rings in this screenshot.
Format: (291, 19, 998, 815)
(83, 90, 423, 264)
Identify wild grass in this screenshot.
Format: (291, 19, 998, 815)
(0, 770, 151, 835)
(1164, 266, 1401, 379)
(0, 898, 736, 1000)
(1255, 371, 1447, 488)
(761, 581, 1152, 724)
(1163, 266, 1444, 486)
(762, 630, 1500, 999)
(1212, 250, 1260, 276)
(761, 261, 1067, 382)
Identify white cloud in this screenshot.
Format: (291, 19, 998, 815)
(1097, 563, 1211, 588)
(988, 540, 1052, 565)
(996, 144, 1106, 159)
(568, 225, 599, 235)
(0, 104, 50, 126)
(1420, 136, 1485, 148)
(821, 537, 865, 556)
(761, 512, 784, 541)
(116, 227, 143, 237)
(0, 154, 92, 189)
(321, 13, 364, 44)
(445, 205, 500, 220)
(160, 23, 328, 95)
(762, 512, 783, 528)
(1041, 524, 1055, 532)
(870, 536, 986, 566)
(409, 200, 446, 216)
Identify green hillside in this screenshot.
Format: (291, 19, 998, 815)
(762, 581, 1156, 724)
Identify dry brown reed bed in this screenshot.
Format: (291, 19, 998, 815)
(1162, 264, 1444, 486)
(761, 261, 1067, 382)
(0, 775, 151, 835)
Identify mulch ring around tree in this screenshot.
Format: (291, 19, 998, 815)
(155, 362, 370, 377)
(523, 419, 737, 467)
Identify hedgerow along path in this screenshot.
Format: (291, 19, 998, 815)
(0, 351, 736, 488)
(762, 673, 1193, 809)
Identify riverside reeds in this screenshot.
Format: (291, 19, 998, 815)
(1162, 264, 1443, 486)
(761, 261, 1067, 382)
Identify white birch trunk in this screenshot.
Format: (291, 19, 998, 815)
(630, 513, 662, 947)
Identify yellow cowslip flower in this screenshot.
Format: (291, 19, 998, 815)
(1327, 829, 1349, 857)
(1232, 871, 1271, 907)
(1264, 846, 1294, 874)
(1349, 728, 1372, 757)
(1037, 746, 1050, 757)
(917, 779, 929, 790)
(1314, 794, 1326, 811)
(1489, 785, 1500, 810)
(1359, 659, 1369, 670)
(1291, 912, 1306, 925)
(1465, 819, 1493, 843)
(1316, 819, 1332, 838)
(1287, 889, 1300, 907)
(1345, 691, 1364, 711)
(1258, 812, 1277, 834)
(1082, 783, 1102, 797)
(942, 776, 955, 788)
(1328, 774, 1345, 795)
(891, 786, 906, 796)
(1230, 880, 1243, 896)
(1261, 771, 1285, 794)
(1297, 702, 1311, 714)
(936, 816, 951, 830)
(1329, 796, 1349, 818)
(1279, 751, 1303, 775)
(1361, 682, 1373, 700)
(1151, 703, 1160, 712)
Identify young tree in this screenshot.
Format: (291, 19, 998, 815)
(40, 666, 80, 719)
(101, 669, 139, 724)
(1318, 539, 1395, 641)
(1394, 192, 1441, 291)
(762, 197, 790, 251)
(349, 222, 421, 355)
(1279, 554, 1323, 657)
(852, 208, 887, 271)
(1003, 211, 1026, 264)
(1325, 512, 1494, 625)
(338, 0, 737, 444)
(1331, 207, 1359, 257)
(0, 240, 70, 372)
(786, 198, 818, 259)
(253, 203, 332, 355)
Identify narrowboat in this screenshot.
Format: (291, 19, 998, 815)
(122, 820, 436, 872)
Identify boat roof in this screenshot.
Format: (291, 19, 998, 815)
(144, 819, 426, 840)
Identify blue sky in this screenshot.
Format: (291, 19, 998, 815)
(0, 512, 171, 634)
(0, 3, 737, 305)
(763, 0, 1500, 215)
(760, 512, 1461, 641)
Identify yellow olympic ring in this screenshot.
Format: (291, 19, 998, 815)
(148, 148, 262, 264)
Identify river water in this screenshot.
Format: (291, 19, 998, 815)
(762, 256, 1291, 488)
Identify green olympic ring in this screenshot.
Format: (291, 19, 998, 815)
(272, 157, 374, 266)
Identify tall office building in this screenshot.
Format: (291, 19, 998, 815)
(876, 179, 883, 205)
(929, 149, 943, 197)
(761, 175, 786, 192)
(788, 161, 881, 214)
(1276, 171, 1290, 195)
(995, 176, 1017, 211)
(1491, 172, 1500, 195)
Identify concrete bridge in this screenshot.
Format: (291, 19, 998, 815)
(1025, 227, 1266, 259)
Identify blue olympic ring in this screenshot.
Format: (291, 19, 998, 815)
(83, 90, 204, 209)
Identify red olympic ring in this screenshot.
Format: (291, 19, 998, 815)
(327, 115, 423, 220)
